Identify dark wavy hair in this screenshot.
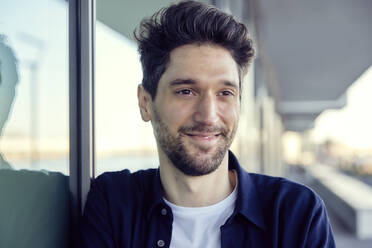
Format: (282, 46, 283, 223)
(134, 0, 255, 99)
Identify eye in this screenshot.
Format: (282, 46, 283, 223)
(175, 89, 193, 95)
(219, 90, 235, 96)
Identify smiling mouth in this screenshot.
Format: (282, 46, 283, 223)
(186, 132, 219, 137)
(184, 132, 221, 142)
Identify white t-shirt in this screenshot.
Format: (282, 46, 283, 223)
(163, 182, 237, 248)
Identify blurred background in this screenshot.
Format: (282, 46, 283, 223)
(0, 0, 371, 247)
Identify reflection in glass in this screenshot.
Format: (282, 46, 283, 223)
(0, 1, 69, 247)
(0, 1, 69, 174)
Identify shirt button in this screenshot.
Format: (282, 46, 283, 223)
(157, 239, 165, 247)
(161, 208, 167, 215)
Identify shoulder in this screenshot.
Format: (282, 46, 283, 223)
(248, 173, 324, 211)
(94, 168, 157, 186)
(90, 168, 157, 200)
(246, 173, 335, 246)
(0, 168, 68, 189)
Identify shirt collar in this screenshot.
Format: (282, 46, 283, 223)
(228, 150, 266, 230)
(146, 150, 267, 230)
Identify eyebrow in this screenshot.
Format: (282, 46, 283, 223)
(168, 79, 196, 86)
(223, 80, 239, 89)
(168, 78, 239, 89)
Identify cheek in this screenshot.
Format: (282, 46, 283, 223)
(219, 102, 239, 122)
(157, 102, 194, 128)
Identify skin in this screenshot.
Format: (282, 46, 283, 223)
(138, 44, 240, 207)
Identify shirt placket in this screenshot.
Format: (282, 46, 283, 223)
(148, 204, 173, 248)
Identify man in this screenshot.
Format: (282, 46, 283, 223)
(81, 1, 335, 247)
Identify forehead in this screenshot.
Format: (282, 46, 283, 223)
(159, 44, 239, 87)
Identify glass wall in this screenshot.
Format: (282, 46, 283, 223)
(0, 0, 69, 247)
(95, 21, 158, 176)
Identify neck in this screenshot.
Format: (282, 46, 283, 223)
(159, 151, 236, 207)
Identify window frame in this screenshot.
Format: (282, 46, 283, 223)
(68, 0, 96, 229)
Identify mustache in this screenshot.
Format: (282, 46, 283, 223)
(179, 123, 228, 137)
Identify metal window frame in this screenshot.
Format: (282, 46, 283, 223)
(69, 0, 96, 237)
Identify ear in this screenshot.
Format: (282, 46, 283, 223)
(137, 84, 152, 122)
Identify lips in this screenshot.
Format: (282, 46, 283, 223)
(179, 124, 227, 146)
(183, 132, 221, 145)
(186, 132, 220, 137)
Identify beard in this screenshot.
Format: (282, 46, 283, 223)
(152, 108, 237, 176)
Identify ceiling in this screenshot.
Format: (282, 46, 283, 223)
(256, 0, 372, 131)
(96, 0, 210, 42)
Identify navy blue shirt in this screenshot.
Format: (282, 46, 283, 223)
(81, 152, 335, 247)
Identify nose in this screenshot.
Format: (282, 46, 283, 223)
(193, 93, 219, 125)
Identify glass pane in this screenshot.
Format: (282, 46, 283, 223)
(0, 0, 69, 247)
(95, 22, 158, 176)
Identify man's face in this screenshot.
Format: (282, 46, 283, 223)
(139, 44, 240, 176)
